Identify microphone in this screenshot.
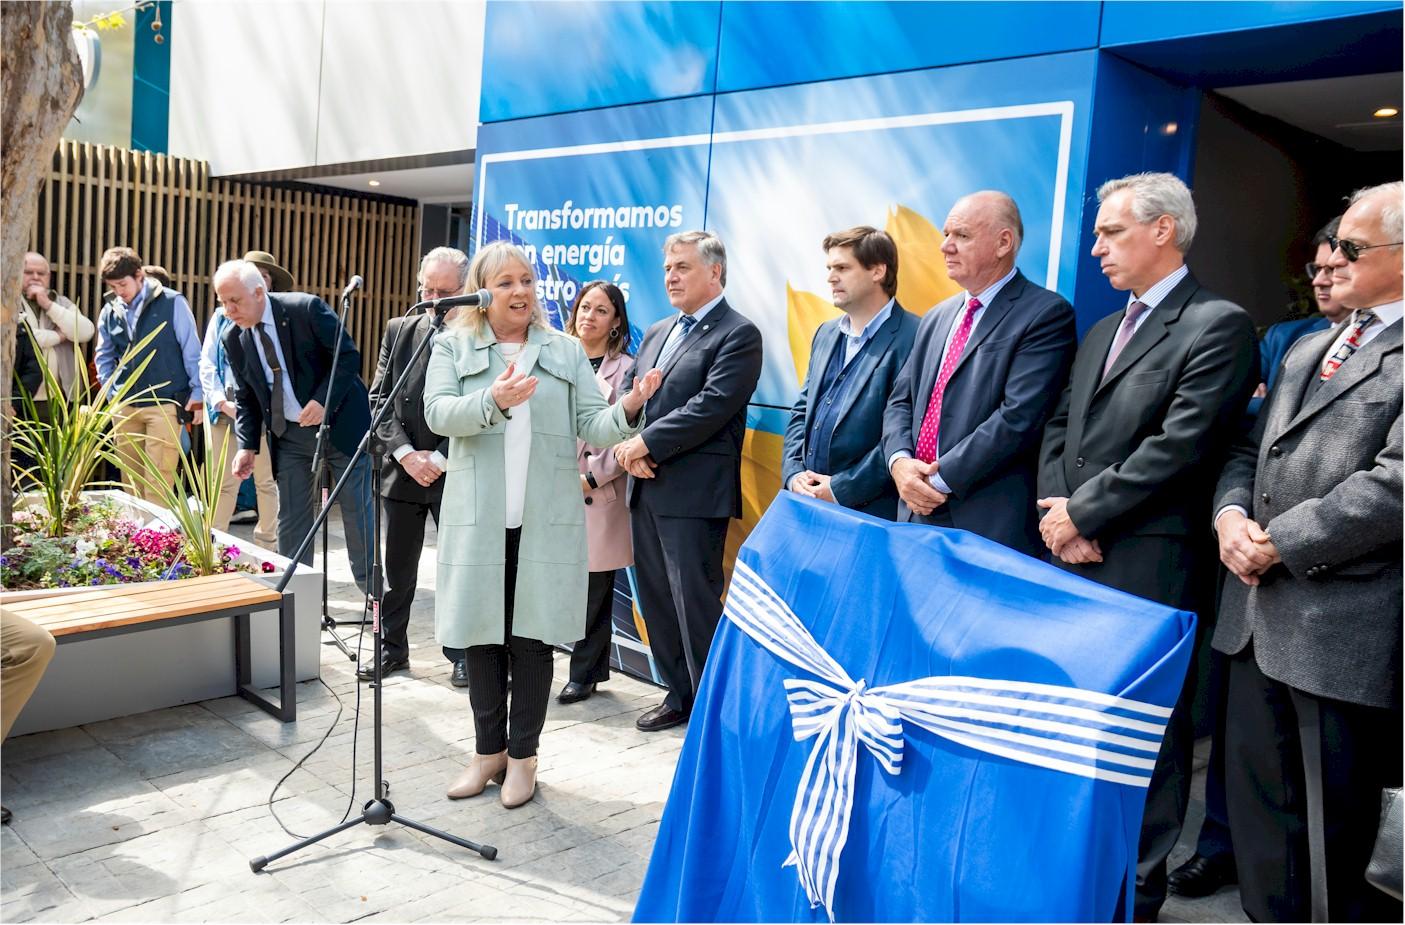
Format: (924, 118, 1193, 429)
(421, 289, 493, 312)
(340, 275, 364, 301)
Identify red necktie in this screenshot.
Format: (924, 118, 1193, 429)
(915, 297, 981, 463)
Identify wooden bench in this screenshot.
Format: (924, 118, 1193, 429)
(4, 572, 296, 722)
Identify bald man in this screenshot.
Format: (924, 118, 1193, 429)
(883, 190, 1077, 555)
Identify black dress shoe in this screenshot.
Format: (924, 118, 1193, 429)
(636, 703, 688, 732)
(450, 660, 470, 688)
(557, 681, 596, 704)
(1, 805, 10, 825)
(1167, 853, 1237, 898)
(356, 656, 409, 682)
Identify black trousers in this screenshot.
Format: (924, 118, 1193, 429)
(1225, 645, 1402, 923)
(631, 500, 729, 714)
(1057, 534, 1205, 921)
(379, 496, 463, 664)
(1192, 646, 1235, 862)
(568, 569, 617, 685)
(464, 528, 554, 759)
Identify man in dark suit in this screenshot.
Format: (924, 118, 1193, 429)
(883, 191, 1076, 554)
(1212, 181, 1402, 924)
(214, 259, 374, 595)
(614, 231, 763, 732)
(358, 248, 470, 683)
(784, 226, 917, 520)
(1036, 172, 1258, 920)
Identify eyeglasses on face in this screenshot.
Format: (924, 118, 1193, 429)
(1304, 262, 1329, 279)
(1328, 235, 1404, 262)
(418, 286, 460, 299)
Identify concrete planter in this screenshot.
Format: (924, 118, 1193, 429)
(6, 490, 322, 735)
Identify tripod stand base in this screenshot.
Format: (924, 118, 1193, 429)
(250, 798, 498, 872)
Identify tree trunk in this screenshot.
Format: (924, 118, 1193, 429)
(1, 2, 82, 548)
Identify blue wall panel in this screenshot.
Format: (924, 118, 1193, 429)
(1099, 0, 1401, 46)
(479, 1, 721, 123)
(714, 1, 1099, 93)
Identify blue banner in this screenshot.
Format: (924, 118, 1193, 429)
(635, 494, 1195, 922)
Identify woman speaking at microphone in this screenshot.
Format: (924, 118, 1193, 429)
(423, 242, 661, 808)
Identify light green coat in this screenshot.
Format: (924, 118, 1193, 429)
(423, 323, 642, 649)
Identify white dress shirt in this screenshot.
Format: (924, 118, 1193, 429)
(250, 297, 304, 424)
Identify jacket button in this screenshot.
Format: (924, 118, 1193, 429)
(1270, 445, 1283, 458)
(1075, 457, 1085, 468)
(584, 497, 593, 506)
(1261, 493, 1271, 504)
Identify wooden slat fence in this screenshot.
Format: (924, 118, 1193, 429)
(26, 140, 421, 383)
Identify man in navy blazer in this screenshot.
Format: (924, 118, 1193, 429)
(883, 191, 1076, 556)
(615, 231, 763, 732)
(214, 259, 374, 594)
(784, 226, 917, 520)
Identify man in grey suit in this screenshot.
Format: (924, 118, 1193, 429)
(884, 191, 1076, 554)
(615, 231, 763, 732)
(1212, 180, 1402, 924)
(1036, 172, 1258, 920)
(784, 226, 917, 520)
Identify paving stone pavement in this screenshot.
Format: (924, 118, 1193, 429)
(2, 514, 1245, 923)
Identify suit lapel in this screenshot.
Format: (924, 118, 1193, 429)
(916, 295, 963, 411)
(269, 296, 298, 394)
(835, 305, 903, 429)
(1093, 274, 1198, 398)
(948, 274, 1026, 382)
(1276, 321, 1400, 439)
(661, 301, 728, 378)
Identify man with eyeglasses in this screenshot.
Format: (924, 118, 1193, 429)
(359, 247, 470, 685)
(1212, 180, 1402, 923)
(1243, 218, 1353, 420)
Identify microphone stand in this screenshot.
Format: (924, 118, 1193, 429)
(309, 284, 362, 662)
(251, 298, 497, 872)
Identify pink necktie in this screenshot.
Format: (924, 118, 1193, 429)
(915, 297, 981, 463)
(1101, 300, 1150, 382)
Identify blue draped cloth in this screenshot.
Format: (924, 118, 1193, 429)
(634, 493, 1196, 923)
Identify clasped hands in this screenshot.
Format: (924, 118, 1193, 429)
(790, 471, 836, 503)
(890, 457, 947, 516)
(1216, 509, 1281, 586)
(1036, 496, 1103, 564)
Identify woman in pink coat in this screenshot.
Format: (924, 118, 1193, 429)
(558, 281, 636, 703)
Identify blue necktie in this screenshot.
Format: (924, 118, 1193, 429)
(657, 314, 698, 368)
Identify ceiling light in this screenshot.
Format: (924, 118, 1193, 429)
(368, 179, 381, 187)
(1374, 107, 1399, 118)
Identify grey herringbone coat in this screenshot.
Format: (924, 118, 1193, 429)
(1212, 319, 1402, 708)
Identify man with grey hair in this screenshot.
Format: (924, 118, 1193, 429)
(358, 247, 471, 683)
(1037, 171, 1258, 920)
(883, 190, 1076, 553)
(614, 230, 763, 731)
(1212, 180, 1401, 923)
(19, 251, 94, 409)
(214, 259, 375, 596)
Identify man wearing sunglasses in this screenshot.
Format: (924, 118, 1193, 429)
(1246, 218, 1353, 420)
(1213, 180, 1403, 923)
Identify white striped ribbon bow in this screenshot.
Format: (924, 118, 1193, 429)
(724, 560, 1173, 921)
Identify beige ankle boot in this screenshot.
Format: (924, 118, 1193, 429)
(446, 750, 507, 799)
(500, 755, 538, 808)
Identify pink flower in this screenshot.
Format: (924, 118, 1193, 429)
(260, 561, 276, 573)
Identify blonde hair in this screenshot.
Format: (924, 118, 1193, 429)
(450, 241, 549, 334)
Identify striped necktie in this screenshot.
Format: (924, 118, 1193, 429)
(1319, 309, 1378, 381)
(657, 313, 698, 368)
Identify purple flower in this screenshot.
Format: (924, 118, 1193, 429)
(223, 545, 241, 560)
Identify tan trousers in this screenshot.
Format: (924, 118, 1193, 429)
(114, 402, 183, 503)
(1, 608, 56, 741)
(207, 416, 279, 546)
